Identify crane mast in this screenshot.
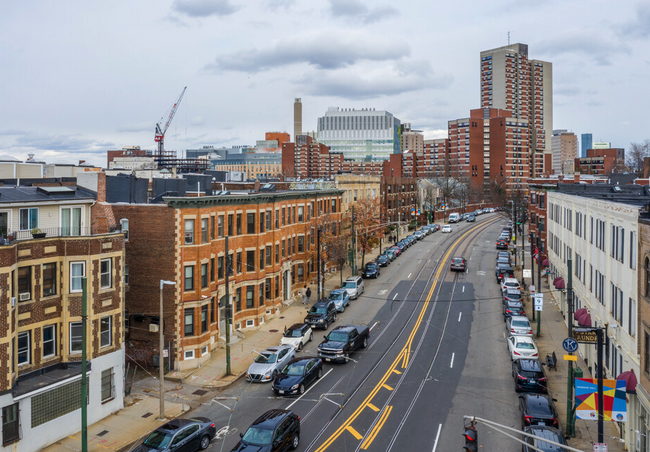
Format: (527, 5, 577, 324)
(154, 86, 187, 158)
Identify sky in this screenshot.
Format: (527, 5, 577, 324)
(1, 0, 649, 168)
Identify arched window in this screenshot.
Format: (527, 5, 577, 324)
(645, 257, 650, 297)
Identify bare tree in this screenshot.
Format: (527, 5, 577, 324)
(626, 140, 650, 177)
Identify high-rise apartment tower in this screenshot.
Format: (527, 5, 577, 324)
(294, 98, 302, 140)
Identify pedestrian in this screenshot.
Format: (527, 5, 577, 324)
(301, 285, 307, 304)
(306, 286, 312, 304)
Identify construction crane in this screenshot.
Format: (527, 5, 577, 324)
(154, 86, 187, 158)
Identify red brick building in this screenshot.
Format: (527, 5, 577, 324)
(574, 148, 625, 175)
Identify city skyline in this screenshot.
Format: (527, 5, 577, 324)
(1, 0, 648, 167)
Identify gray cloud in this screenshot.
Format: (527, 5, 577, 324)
(207, 31, 410, 72)
(535, 32, 631, 66)
(0, 130, 115, 155)
(617, 3, 650, 38)
(328, 0, 399, 24)
(171, 0, 239, 18)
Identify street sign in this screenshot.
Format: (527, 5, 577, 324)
(574, 328, 600, 344)
(523, 269, 531, 279)
(163, 349, 169, 358)
(563, 354, 577, 361)
(529, 285, 536, 295)
(593, 443, 607, 452)
(534, 293, 543, 311)
(563, 337, 579, 353)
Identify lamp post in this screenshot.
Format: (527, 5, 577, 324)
(159, 279, 176, 420)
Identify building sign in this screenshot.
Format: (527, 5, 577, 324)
(575, 378, 627, 421)
(574, 328, 600, 344)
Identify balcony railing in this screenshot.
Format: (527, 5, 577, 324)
(1, 225, 123, 245)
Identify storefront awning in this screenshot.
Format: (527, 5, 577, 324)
(574, 308, 587, 320)
(554, 278, 566, 289)
(617, 370, 638, 394)
(541, 259, 549, 267)
(577, 312, 592, 327)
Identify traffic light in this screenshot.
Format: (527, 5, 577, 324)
(463, 426, 478, 452)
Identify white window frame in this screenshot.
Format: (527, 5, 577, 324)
(43, 324, 56, 358)
(184, 350, 195, 360)
(100, 316, 112, 348)
(17, 331, 30, 365)
(100, 258, 112, 289)
(19, 207, 38, 231)
(70, 322, 82, 354)
(60, 206, 83, 236)
(246, 319, 254, 327)
(70, 262, 86, 293)
(201, 346, 208, 356)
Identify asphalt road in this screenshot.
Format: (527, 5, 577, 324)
(191, 213, 523, 452)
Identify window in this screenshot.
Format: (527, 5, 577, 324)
(629, 298, 636, 336)
(101, 368, 114, 402)
(237, 213, 242, 235)
(201, 305, 208, 333)
(275, 244, 279, 263)
(124, 264, 129, 284)
(228, 214, 233, 236)
(266, 211, 272, 230)
(227, 254, 233, 276)
(100, 316, 112, 347)
(19, 207, 38, 230)
(260, 211, 265, 233)
(2, 403, 20, 445)
(282, 240, 286, 258)
(298, 206, 304, 222)
(42, 263, 56, 296)
(275, 210, 279, 229)
(43, 324, 56, 358)
(100, 258, 112, 289)
(282, 207, 286, 226)
(236, 287, 242, 311)
(201, 263, 208, 287)
(70, 262, 85, 293)
(31, 379, 88, 428)
(61, 207, 82, 236)
(646, 258, 650, 298)
(184, 219, 194, 244)
(630, 231, 637, 269)
(259, 283, 264, 305)
(184, 309, 194, 336)
(265, 278, 271, 301)
(246, 250, 255, 272)
(202, 218, 208, 243)
(275, 275, 280, 298)
(70, 322, 82, 353)
(247, 213, 255, 234)
(210, 216, 215, 240)
(298, 236, 304, 253)
(210, 258, 215, 282)
(184, 350, 195, 360)
(259, 248, 264, 269)
(266, 246, 272, 266)
(18, 331, 30, 365)
(218, 215, 224, 238)
(237, 252, 242, 273)
(184, 266, 194, 291)
(246, 286, 254, 309)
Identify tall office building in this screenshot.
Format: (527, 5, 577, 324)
(551, 129, 578, 174)
(480, 43, 552, 177)
(581, 133, 593, 157)
(294, 98, 303, 140)
(316, 107, 401, 161)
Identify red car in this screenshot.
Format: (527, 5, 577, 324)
(450, 257, 467, 272)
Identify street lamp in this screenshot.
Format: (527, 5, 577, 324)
(159, 279, 176, 420)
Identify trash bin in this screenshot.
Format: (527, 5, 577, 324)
(574, 367, 583, 379)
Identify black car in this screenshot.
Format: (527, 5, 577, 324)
(135, 417, 216, 452)
(396, 241, 407, 251)
(232, 409, 300, 452)
(362, 262, 380, 278)
(496, 238, 509, 250)
(272, 357, 323, 396)
(467, 215, 476, 222)
(512, 359, 548, 393)
(503, 300, 526, 319)
(521, 426, 567, 452)
(519, 394, 559, 428)
(304, 300, 337, 330)
(495, 263, 514, 282)
(376, 255, 389, 267)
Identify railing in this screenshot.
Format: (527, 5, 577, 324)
(1, 225, 123, 245)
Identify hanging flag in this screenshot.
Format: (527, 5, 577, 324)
(534, 247, 539, 261)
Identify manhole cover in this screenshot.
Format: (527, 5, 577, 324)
(269, 329, 278, 333)
(192, 390, 208, 396)
(142, 412, 153, 418)
(279, 316, 285, 319)
(96, 430, 109, 437)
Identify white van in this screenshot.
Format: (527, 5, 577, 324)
(448, 213, 460, 223)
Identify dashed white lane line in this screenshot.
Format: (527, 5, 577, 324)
(462, 286, 465, 293)
(370, 321, 379, 330)
(458, 312, 462, 322)
(407, 273, 412, 279)
(450, 353, 455, 368)
(393, 293, 398, 300)
(431, 424, 443, 452)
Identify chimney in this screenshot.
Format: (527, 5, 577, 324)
(254, 180, 261, 192)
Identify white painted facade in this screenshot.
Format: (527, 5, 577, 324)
(546, 191, 640, 449)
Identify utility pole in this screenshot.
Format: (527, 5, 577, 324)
(81, 278, 88, 452)
(225, 236, 231, 376)
(536, 235, 541, 322)
(566, 258, 574, 436)
(513, 193, 517, 267)
(159, 279, 176, 419)
(531, 232, 536, 321)
(596, 327, 604, 443)
(317, 229, 321, 302)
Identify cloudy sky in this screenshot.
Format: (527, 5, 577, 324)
(2, 0, 649, 167)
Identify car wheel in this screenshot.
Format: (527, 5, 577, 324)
(362, 337, 368, 348)
(272, 370, 278, 381)
(341, 305, 345, 313)
(317, 367, 322, 379)
(199, 435, 211, 450)
(299, 384, 305, 394)
(308, 332, 313, 342)
(333, 314, 337, 322)
(298, 342, 303, 352)
(291, 433, 300, 450)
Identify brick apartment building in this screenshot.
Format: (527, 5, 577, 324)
(380, 160, 418, 224)
(574, 148, 626, 175)
(0, 184, 125, 451)
(282, 135, 344, 179)
(91, 172, 344, 371)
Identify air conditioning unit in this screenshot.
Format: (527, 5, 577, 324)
(11, 297, 16, 307)
(149, 324, 159, 333)
(19, 293, 30, 302)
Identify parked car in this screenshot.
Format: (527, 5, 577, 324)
(317, 325, 370, 363)
(231, 409, 300, 452)
(395, 241, 407, 251)
(450, 257, 467, 272)
(362, 262, 380, 279)
(342, 276, 365, 299)
(280, 323, 313, 351)
(519, 393, 559, 428)
(507, 336, 539, 361)
(389, 246, 401, 257)
(328, 289, 350, 313)
(467, 215, 476, 222)
(521, 426, 567, 452)
(507, 315, 534, 337)
(135, 418, 216, 452)
(503, 289, 523, 303)
(272, 357, 323, 396)
(432, 224, 441, 231)
(304, 300, 337, 329)
(496, 256, 511, 266)
(495, 263, 514, 282)
(384, 249, 397, 260)
(501, 277, 522, 293)
(413, 231, 425, 240)
(246, 345, 296, 382)
(503, 300, 526, 320)
(496, 238, 509, 249)
(442, 225, 452, 233)
(512, 359, 548, 393)
(496, 251, 510, 261)
(376, 255, 389, 267)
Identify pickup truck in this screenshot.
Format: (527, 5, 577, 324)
(317, 325, 369, 363)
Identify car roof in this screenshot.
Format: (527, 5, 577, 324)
(330, 289, 345, 294)
(331, 325, 358, 333)
(263, 346, 291, 353)
(252, 409, 295, 430)
(314, 300, 333, 306)
(287, 323, 307, 331)
(509, 315, 529, 322)
(516, 336, 535, 344)
(505, 300, 523, 307)
(518, 359, 542, 372)
(345, 276, 361, 281)
(159, 418, 198, 432)
(523, 394, 553, 412)
(503, 277, 519, 283)
(523, 425, 563, 444)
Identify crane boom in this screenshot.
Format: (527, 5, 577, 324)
(155, 86, 187, 156)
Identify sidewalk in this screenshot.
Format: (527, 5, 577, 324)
(516, 241, 624, 451)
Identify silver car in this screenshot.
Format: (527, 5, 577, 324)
(506, 315, 533, 337)
(246, 345, 296, 382)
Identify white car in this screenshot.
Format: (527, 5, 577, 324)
(501, 277, 521, 293)
(507, 336, 539, 361)
(506, 315, 533, 337)
(442, 225, 452, 233)
(280, 323, 313, 351)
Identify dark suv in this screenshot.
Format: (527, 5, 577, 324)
(304, 300, 337, 330)
(521, 426, 567, 452)
(519, 393, 558, 428)
(232, 409, 300, 451)
(512, 359, 547, 393)
(362, 262, 380, 278)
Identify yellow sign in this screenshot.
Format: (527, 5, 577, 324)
(563, 354, 577, 361)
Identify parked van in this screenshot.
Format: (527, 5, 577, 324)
(448, 213, 460, 223)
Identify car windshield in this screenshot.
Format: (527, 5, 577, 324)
(283, 363, 305, 376)
(143, 431, 173, 449)
(242, 427, 274, 446)
(366, 264, 377, 269)
(285, 329, 303, 338)
(255, 352, 277, 363)
(517, 342, 536, 350)
(329, 292, 343, 301)
(452, 258, 464, 264)
(527, 399, 552, 416)
(342, 282, 356, 289)
(327, 332, 349, 342)
(310, 306, 328, 314)
(512, 320, 530, 328)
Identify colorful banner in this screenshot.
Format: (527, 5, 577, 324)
(575, 378, 627, 421)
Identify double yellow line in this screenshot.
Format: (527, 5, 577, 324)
(314, 221, 493, 451)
